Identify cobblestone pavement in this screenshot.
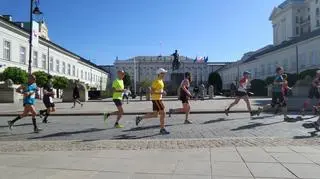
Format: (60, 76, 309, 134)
(0, 112, 320, 151)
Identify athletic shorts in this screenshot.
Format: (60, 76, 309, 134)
(113, 99, 122, 107)
(179, 95, 189, 104)
(43, 97, 55, 108)
(152, 100, 165, 111)
(271, 92, 286, 107)
(308, 87, 320, 99)
(235, 91, 248, 97)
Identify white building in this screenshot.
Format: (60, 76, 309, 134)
(0, 15, 109, 90)
(219, 0, 320, 90)
(110, 56, 225, 85)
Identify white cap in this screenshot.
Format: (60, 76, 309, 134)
(156, 68, 167, 74)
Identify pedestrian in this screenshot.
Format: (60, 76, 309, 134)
(258, 66, 289, 120)
(168, 72, 193, 124)
(300, 70, 320, 116)
(103, 70, 126, 128)
(135, 68, 170, 135)
(225, 71, 258, 117)
(71, 82, 83, 108)
(7, 74, 41, 133)
(39, 75, 56, 123)
(123, 88, 131, 104)
(193, 86, 199, 100)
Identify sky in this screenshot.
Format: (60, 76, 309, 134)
(1, 0, 284, 65)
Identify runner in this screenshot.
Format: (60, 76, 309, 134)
(225, 71, 257, 117)
(300, 70, 320, 116)
(7, 75, 41, 133)
(258, 66, 289, 120)
(71, 82, 83, 108)
(168, 72, 193, 124)
(103, 70, 126, 128)
(135, 68, 170, 135)
(39, 75, 55, 123)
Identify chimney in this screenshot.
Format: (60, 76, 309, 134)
(2, 15, 13, 21)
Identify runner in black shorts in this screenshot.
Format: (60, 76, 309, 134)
(168, 72, 193, 124)
(71, 82, 83, 108)
(39, 75, 56, 123)
(301, 70, 320, 115)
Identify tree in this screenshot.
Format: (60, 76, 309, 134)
(52, 76, 68, 89)
(123, 72, 131, 87)
(1, 67, 28, 84)
(208, 72, 222, 93)
(140, 79, 152, 88)
(32, 71, 49, 88)
(250, 79, 267, 96)
(0, 73, 4, 81)
(299, 69, 319, 80)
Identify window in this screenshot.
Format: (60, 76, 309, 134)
(300, 16, 303, 23)
(317, 8, 320, 16)
(81, 70, 83, 79)
(3, 40, 11, 61)
(297, 9, 300, 13)
(49, 57, 54, 71)
(317, 0, 319, 4)
(308, 15, 310, 21)
(296, 16, 299, 23)
(41, 54, 47, 69)
(300, 27, 304, 34)
(62, 62, 66, 74)
(260, 64, 265, 76)
(33, 51, 38, 67)
(296, 27, 299, 35)
(72, 65, 75, 76)
(299, 54, 306, 68)
(77, 69, 79, 77)
(67, 64, 71, 75)
(317, 20, 320, 27)
(85, 72, 87, 80)
(56, 60, 60, 72)
(19, 46, 26, 64)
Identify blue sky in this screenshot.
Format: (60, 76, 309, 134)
(1, 0, 284, 65)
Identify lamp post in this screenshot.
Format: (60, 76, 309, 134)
(28, 0, 42, 74)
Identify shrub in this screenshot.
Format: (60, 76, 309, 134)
(32, 71, 49, 88)
(250, 79, 267, 96)
(1, 67, 28, 84)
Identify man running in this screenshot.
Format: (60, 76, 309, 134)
(8, 75, 40, 133)
(225, 71, 257, 117)
(39, 75, 55, 123)
(300, 70, 320, 116)
(104, 70, 126, 128)
(71, 82, 83, 108)
(258, 66, 289, 120)
(135, 68, 170, 135)
(168, 72, 193, 124)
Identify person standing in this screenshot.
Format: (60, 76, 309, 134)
(225, 71, 257, 117)
(123, 88, 131, 104)
(39, 75, 56, 123)
(193, 86, 199, 100)
(135, 68, 170, 135)
(300, 70, 320, 116)
(104, 70, 126, 128)
(168, 72, 193, 124)
(8, 75, 40, 133)
(71, 82, 83, 108)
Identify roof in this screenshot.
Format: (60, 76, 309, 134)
(245, 27, 320, 63)
(278, 0, 305, 9)
(0, 15, 109, 74)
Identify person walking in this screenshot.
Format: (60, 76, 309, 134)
(39, 75, 56, 123)
(71, 82, 83, 108)
(300, 70, 320, 116)
(135, 68, 170, 135)
(103, 70, 126, 128)
(168, 72, 193, 124)
(7, 75, 41, 133)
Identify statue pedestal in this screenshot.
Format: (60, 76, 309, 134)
(0, 80, 19, 103)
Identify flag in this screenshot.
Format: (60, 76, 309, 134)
(204, 56, 208, 63)
(194, 56, 197, 63)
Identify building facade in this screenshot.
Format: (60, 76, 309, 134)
(219, 0, 320, 90)
(0, 15, 109, 90)
(110, 56, 225, 86)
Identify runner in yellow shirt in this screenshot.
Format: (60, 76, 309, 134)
(104, 70, 126, 128)
(135, 68, 170, 135)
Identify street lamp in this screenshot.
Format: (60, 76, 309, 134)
(28, 0, 43, 74)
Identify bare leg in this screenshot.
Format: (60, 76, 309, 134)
(227, 97, 241, 110)
(242, 96, 252, 113)
(159, 110, 165, 129)
(141, 111, 158, 119)
(115, 106, 123, 123)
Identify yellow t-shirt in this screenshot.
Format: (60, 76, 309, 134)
(112, 78, 124, 100)
(151, 78, 164, 100)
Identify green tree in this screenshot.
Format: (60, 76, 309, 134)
(32, 71, 49, 88)
(140, 79, 152, 88)
(0, 73, 4, 81)
(52, 76, 68, 89)
(250, 79, 267, 96)
(1, 67, 28, 84)
(299, 69, 319, 80)
(208, 72, 222, 93)
(123, 72, 131, 87)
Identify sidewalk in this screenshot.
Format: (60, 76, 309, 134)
(2, 146, 320, 178)
(0, 96, 318, 116)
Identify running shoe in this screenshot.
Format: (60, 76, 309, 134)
(168, 109, 173, 117)
(136, 116, 142, 126)
(103, 113, 110, 123)
(224, 109, 229, 116)
(184, 120, 192, 124)
(250, 111, 255, 117)
(33, 127, 42, 133)
(114, 123, 124, 128)
(7, 121, 13, 130)
(42, 118, 47, 124)
(39, 110, 44, 118)
(160, 128, 170, 135)
(283, 116, 292, 122)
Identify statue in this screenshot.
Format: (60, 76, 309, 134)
(172, 50, 181, 71)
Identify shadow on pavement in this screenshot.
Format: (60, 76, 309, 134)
(231, 121, 283, 131)
(28, 128, 106, 139)
(122, 124, 173, 132)
(0, 123, 33, 128)
(202, 118, 227, 124)
(111, 133, 160, 140)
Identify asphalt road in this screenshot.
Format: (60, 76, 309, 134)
(0, 112, 319, 142)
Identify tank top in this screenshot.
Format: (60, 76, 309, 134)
(180, 79, 190, 97)
(238, 78, 248, 92)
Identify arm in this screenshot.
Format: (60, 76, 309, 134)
(181, 80, 192, 97)
(15, 85, 24, 94)
(312, 78, 320, 87)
